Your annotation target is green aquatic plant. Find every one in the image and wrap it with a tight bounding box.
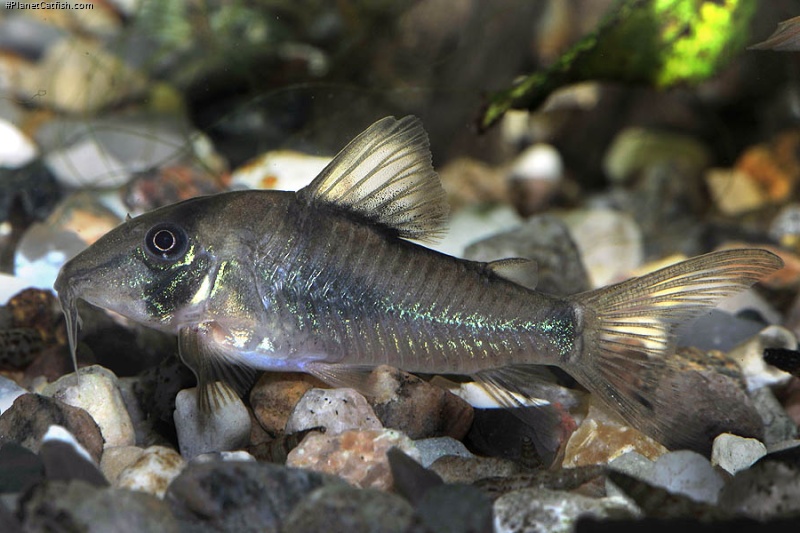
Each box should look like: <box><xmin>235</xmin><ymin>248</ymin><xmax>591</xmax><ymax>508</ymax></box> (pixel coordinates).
<box><xmin>480</xmin><ymin>0</ymin><xmax>757</xmax><ymax>129</ymax></box>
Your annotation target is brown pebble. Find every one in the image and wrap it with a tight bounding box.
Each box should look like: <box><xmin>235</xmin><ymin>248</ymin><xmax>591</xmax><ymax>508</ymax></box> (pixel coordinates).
<box><xmin>367</xmin><ymin>365</ymin><xmax>474</xmax><ymax>440</ymax></box>
<box><xmin>248</xmin><ymin>372</ymin><xmax>325</xmax><ymax>437</ymax></box>
<box><xmin>0</xmin><ymin>393</ymin><xmax>104</xmax><ymax>462</ymax></box>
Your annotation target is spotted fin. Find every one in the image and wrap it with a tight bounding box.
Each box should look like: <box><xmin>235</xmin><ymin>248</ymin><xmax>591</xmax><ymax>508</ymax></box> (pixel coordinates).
<box><xmin>298</xmin><ymin>116</ymin><xmax>448</xmax><ymax>243</ymax></box>
<box><xmin>178</xmin><ymin>323</ymin><xmax>258</xmax><ymax>413</ymax></box>
<box><xmin>567</xmin><ymin>248</ymin><xmax>783</xmax><ymax>450</ymax></box>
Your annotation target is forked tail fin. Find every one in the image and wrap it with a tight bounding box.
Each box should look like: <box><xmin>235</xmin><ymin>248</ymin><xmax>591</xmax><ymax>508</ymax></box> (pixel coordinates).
<box><xmin>566</xmin><ymin>249</ymin><xmax>783</xmax><ymax>452</ymax></box>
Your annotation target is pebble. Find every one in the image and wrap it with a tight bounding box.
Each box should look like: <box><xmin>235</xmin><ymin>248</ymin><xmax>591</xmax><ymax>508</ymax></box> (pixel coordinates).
<box><xmin>173</xmin><ymin>386</ymin><xmax>251</xmax><ymax>459</ymax></box>
<box><xmin>42</xmin><ymin>366</ymin><xmax>135</xmax><ymax>449</ymax></box>
<box><xmin>0</xmin><ymin>441</ymin><xmax>44</xmax><ymax>493</ymax></box>
<box><xmin>676</xmin><ymin>309</ymin><xmax>768</xmax><ymax>352</ymax></box>
<box><xmin>719</xmin><ymin>458</ymin><xmax>800</xmax><ymax>519</ymax></box>
<box><xmin>19</xmin><ymin>480</ymin><xmax>180</xmax><ymax>533</ymax></box>
<box><xmin>286</xmin><ymin>428</ymin><xmax>420</xmax><ymax>490</ymax></box>
<box><xmin>282</xmin><ymin>485</ymin><xmax>415</xmax><ymax>533</ymax></box>
<box><xmin>650</xmin><ymin>450</ymin><xmax>726</xmax><ymax>505</ymax></box>
<box><xmin>735</xmin><ymin>132</ymin><xmax>800</xmax><ymax>204</ymax></box>
<box><xmin>40</xmin><ymin>116</ymin><xmax>197</xmax><ymax>190</ymax></box>
<box><xmin>438</xmin><ymin>157</ymin><xmax>508</xmax><ymax>208</ymax></box>
<box><xmin>19</xmin><ymin>37</ymin><xmax>148</xmax><ymax>114</ymax></box>
<box><xmin>432</xmin><ymin>203</ymin><xmax>522</xmax><ymax>258</ymax></box>
<box><xmin>414</xmin><ymin>483</ymin><xmax>495</xmax><ymax>533</ymax></box>
<box><xmin>555</xmin><ymin>208</ymin><xmax>643</xmax><ymax>287</ymax></box>
<box><xmin>0</xmin><ymin>118</ymin><xmax>37</xmax><ymax>168</ymax></box>
<box><xmin>705</xmin><ymin>168</ymin><xmax>768</xmax><ymax>215</ymax></box>
<box><xmin>494</xmin><ymin>488</ymin><xmax>638</xmax><ymax>533</ymax></box>
<box><xmin>192</xmin><ymin>450</ymin><xmax>256</xmax><ymax>463</ymax></box>
<box><xmin>0</xmin><ymin>393</ymin><xmax>104</xmax><ymax>462</ymax></box>
<box><xmin>116</xmin><ymin>445</ymin><xmax>185</xmax><ymax>498</ymax></box>
<box><xmin>749</xmin><ymin>386</ymin><xmax>799</xmax><ymax>446</ymax></box>
<box><xmin>285</xmin><ymin>387</ymin><xmax>382</xmax><ymax>435</ymax></box>
<box><xmin>230</xmin><ymin>149</ymin><xmax>330</xmax><ymax>191</ymax></box>
<box><xmin>367</xmin><ymin>366</ymin><xmax>473</xmax><ymax>440</ymax></box>
<box><xmin>507</xmin><ymin>143</ymin><xmax>563</xmax><ymax>215</ymax></box>
<box><xmin>726</xmin><ymin>325</ymin><xmax>796</xmax><ymax>390</ymax></box>
<box><xmin>463</xmin><ymin>214</ymin><xmax>591</xmax><ymax>296</ymax></box>
<box><xmin>711</xmin><ymin>433</ymin><xmax>767</xmax><ymax>475</ymax></box>
<box><xmin>166</xmin><ymin>460</ymin><xmax>343</xmax><ymax>532</ymax></box>
<box><xmin>249</xmin><ymin>372</ymin><xmax>321</xmax><ymax>437</ymax></box>
<box><xmin>429</xmin><ymin>455</ymin><xmax>523</xmax><ymax>485</ymax></box>
<box><xmin>603</xmin><ymin>127</ymin><xmax>710</xmax><ymax>185</ymax></box>
<box><xmin>415</xmin><ymin>436</ymin><xmax>475</xmax><ymax>468</ymax></box>
<box><xmin>0</xmin><ymin>375</ymin><xmax>27</xmax><ymax>415</ymax></box>
<box><xmin>100</xmin><ymin>445</ymin><xmax>145</xmax><ymax>485</ymax></box>
<box><xmin>14</xmin><ymin>222</ymin><xmax>91</xmax><ymax>291</ymax></box>
<box><xmin>562</xmin><ymin>403</ymin><xmax>668</xmax><ymax>468</ymax></box>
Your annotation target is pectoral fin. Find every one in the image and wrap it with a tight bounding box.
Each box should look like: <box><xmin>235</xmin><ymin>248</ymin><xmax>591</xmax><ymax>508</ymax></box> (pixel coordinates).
<box><xmin>178</xmin><ymin>323</ymin><xmax>258</xmax><ymax>413</ymax></box>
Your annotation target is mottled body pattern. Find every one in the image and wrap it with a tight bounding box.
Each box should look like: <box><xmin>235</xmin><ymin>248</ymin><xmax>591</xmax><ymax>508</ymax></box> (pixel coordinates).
<box><xmin>55</xmin><ymin>116</ymin><xmax>783</xmax><ymax>458</ymax></box>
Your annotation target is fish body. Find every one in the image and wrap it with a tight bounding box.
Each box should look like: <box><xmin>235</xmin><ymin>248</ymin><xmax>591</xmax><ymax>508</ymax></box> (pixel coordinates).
<box><xmin>55</xmin><ymin>116</ymin><xmax>783</xmax><ymax>457</ymax></box>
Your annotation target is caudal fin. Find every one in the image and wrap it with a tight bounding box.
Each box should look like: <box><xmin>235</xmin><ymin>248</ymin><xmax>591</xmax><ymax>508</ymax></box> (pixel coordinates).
<box><xmin>566</xmin><ymin>248</ymin><xmax>783</xmax><ymax>451</ymax></box>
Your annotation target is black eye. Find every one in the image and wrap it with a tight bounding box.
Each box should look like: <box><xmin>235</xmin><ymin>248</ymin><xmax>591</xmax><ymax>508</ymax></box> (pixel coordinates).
<box><xmin>145</xmin><ymin>223</ymin><xmax>188</xmax><ymax>260</ymax></box>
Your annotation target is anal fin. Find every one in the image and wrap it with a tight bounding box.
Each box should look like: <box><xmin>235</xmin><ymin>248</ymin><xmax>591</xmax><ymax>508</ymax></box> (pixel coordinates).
<box><xmin>473</xmin><ymin>366</ymin><xmax>581</xmax><ymax>467</ymax></box>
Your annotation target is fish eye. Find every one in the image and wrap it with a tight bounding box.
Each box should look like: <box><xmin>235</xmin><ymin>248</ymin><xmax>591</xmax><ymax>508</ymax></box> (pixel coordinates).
<box><xmin>144</xmin><ymin>223</ymin><xmax>188</xmax><ymax>260</ymax></box>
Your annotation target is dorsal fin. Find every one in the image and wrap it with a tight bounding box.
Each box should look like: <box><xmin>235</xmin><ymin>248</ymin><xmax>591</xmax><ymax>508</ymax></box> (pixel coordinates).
<box><xmin>487</xmin><ymin>258</ymin><xmax>539</xmax><ymax>290</ymax></box>
<box><xmin>298</xmin><ymin>116</ymin><xmax>449</xmax><ymax>242</ymax></box>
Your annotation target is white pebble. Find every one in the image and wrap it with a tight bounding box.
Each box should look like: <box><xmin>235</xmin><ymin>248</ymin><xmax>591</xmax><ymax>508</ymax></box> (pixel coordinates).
<box><xmin>711</xmin><ymin>433</ymin><xmax>767</xmax><ymax>475</ymax></box>
<box><xmin>285</xmin><ymin>387</ymin><xmax>382</xmax><ymax>435</ymax></box>
<box><xmin>173</xmin><ymin>386</ymin><xmax>251</xmax><ymax>459</ymax></box>
<box><xmin>0</xmin><ymin>118</ymin><xmax>37</xmax><ymax>168</ymax></box>
<box><xmin>42</xmin><ymin>365</ymin><xmax>135</xmax><ymax>448</ymax></box>
<box><xmin>650</xmin><ymin>450</ymin><xmax>725</xmax><ymax>504</ymax></box>
<box><xmin>116</xmin><ymin>445</ymin><xmax>186</xmax><ymax>498</ymax></box>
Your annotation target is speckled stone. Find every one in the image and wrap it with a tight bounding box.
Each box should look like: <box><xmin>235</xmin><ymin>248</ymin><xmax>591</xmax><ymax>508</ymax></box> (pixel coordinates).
<box><xmin>116</xmin><ymin>445</ymin><xmax>186</xmax><ymax>498</ymax></box>
<box><xmin>249</xmin><ymin>373</ymin><xmax>321</xmax><ymax>437</ymax></box>
<box><xmin>0</xmin><ymin>393</ymin><xmax>104</xmax><ymax>462</ymax></box>
<box><xmin>719</xmin><ymin>459</ymin><xmax>800</xmax><ymax>519</ymax></box>
<box><xmin>166</xmin><ymin>460</ymin><xmax>344</xmax><ymax>532</ymax></box>
<box><xmin>285</xmin><ymin>388</ymin><xmax>382</xmax><ymax>435</ymax></box>
<box><xmin>42</xmin><ymin>366</ymin><xmax>135</xmax><ymax>449</ymax></box>
<box><xmin>286</xmin><ymin>428</ymin><xmax>420</xmax><ymax>490</ymax></box>
<box><xmin>429</xmin><ymin>455</ymin><xmax>523</xmax><ymax>485</ymax></box>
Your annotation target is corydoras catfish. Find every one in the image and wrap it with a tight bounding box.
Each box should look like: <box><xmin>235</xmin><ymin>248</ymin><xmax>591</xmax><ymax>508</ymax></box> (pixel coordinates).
<box><xmin>55</xmin><ymin>116</ymin><xmax>782</xmax><ymax>459</ymax></box>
